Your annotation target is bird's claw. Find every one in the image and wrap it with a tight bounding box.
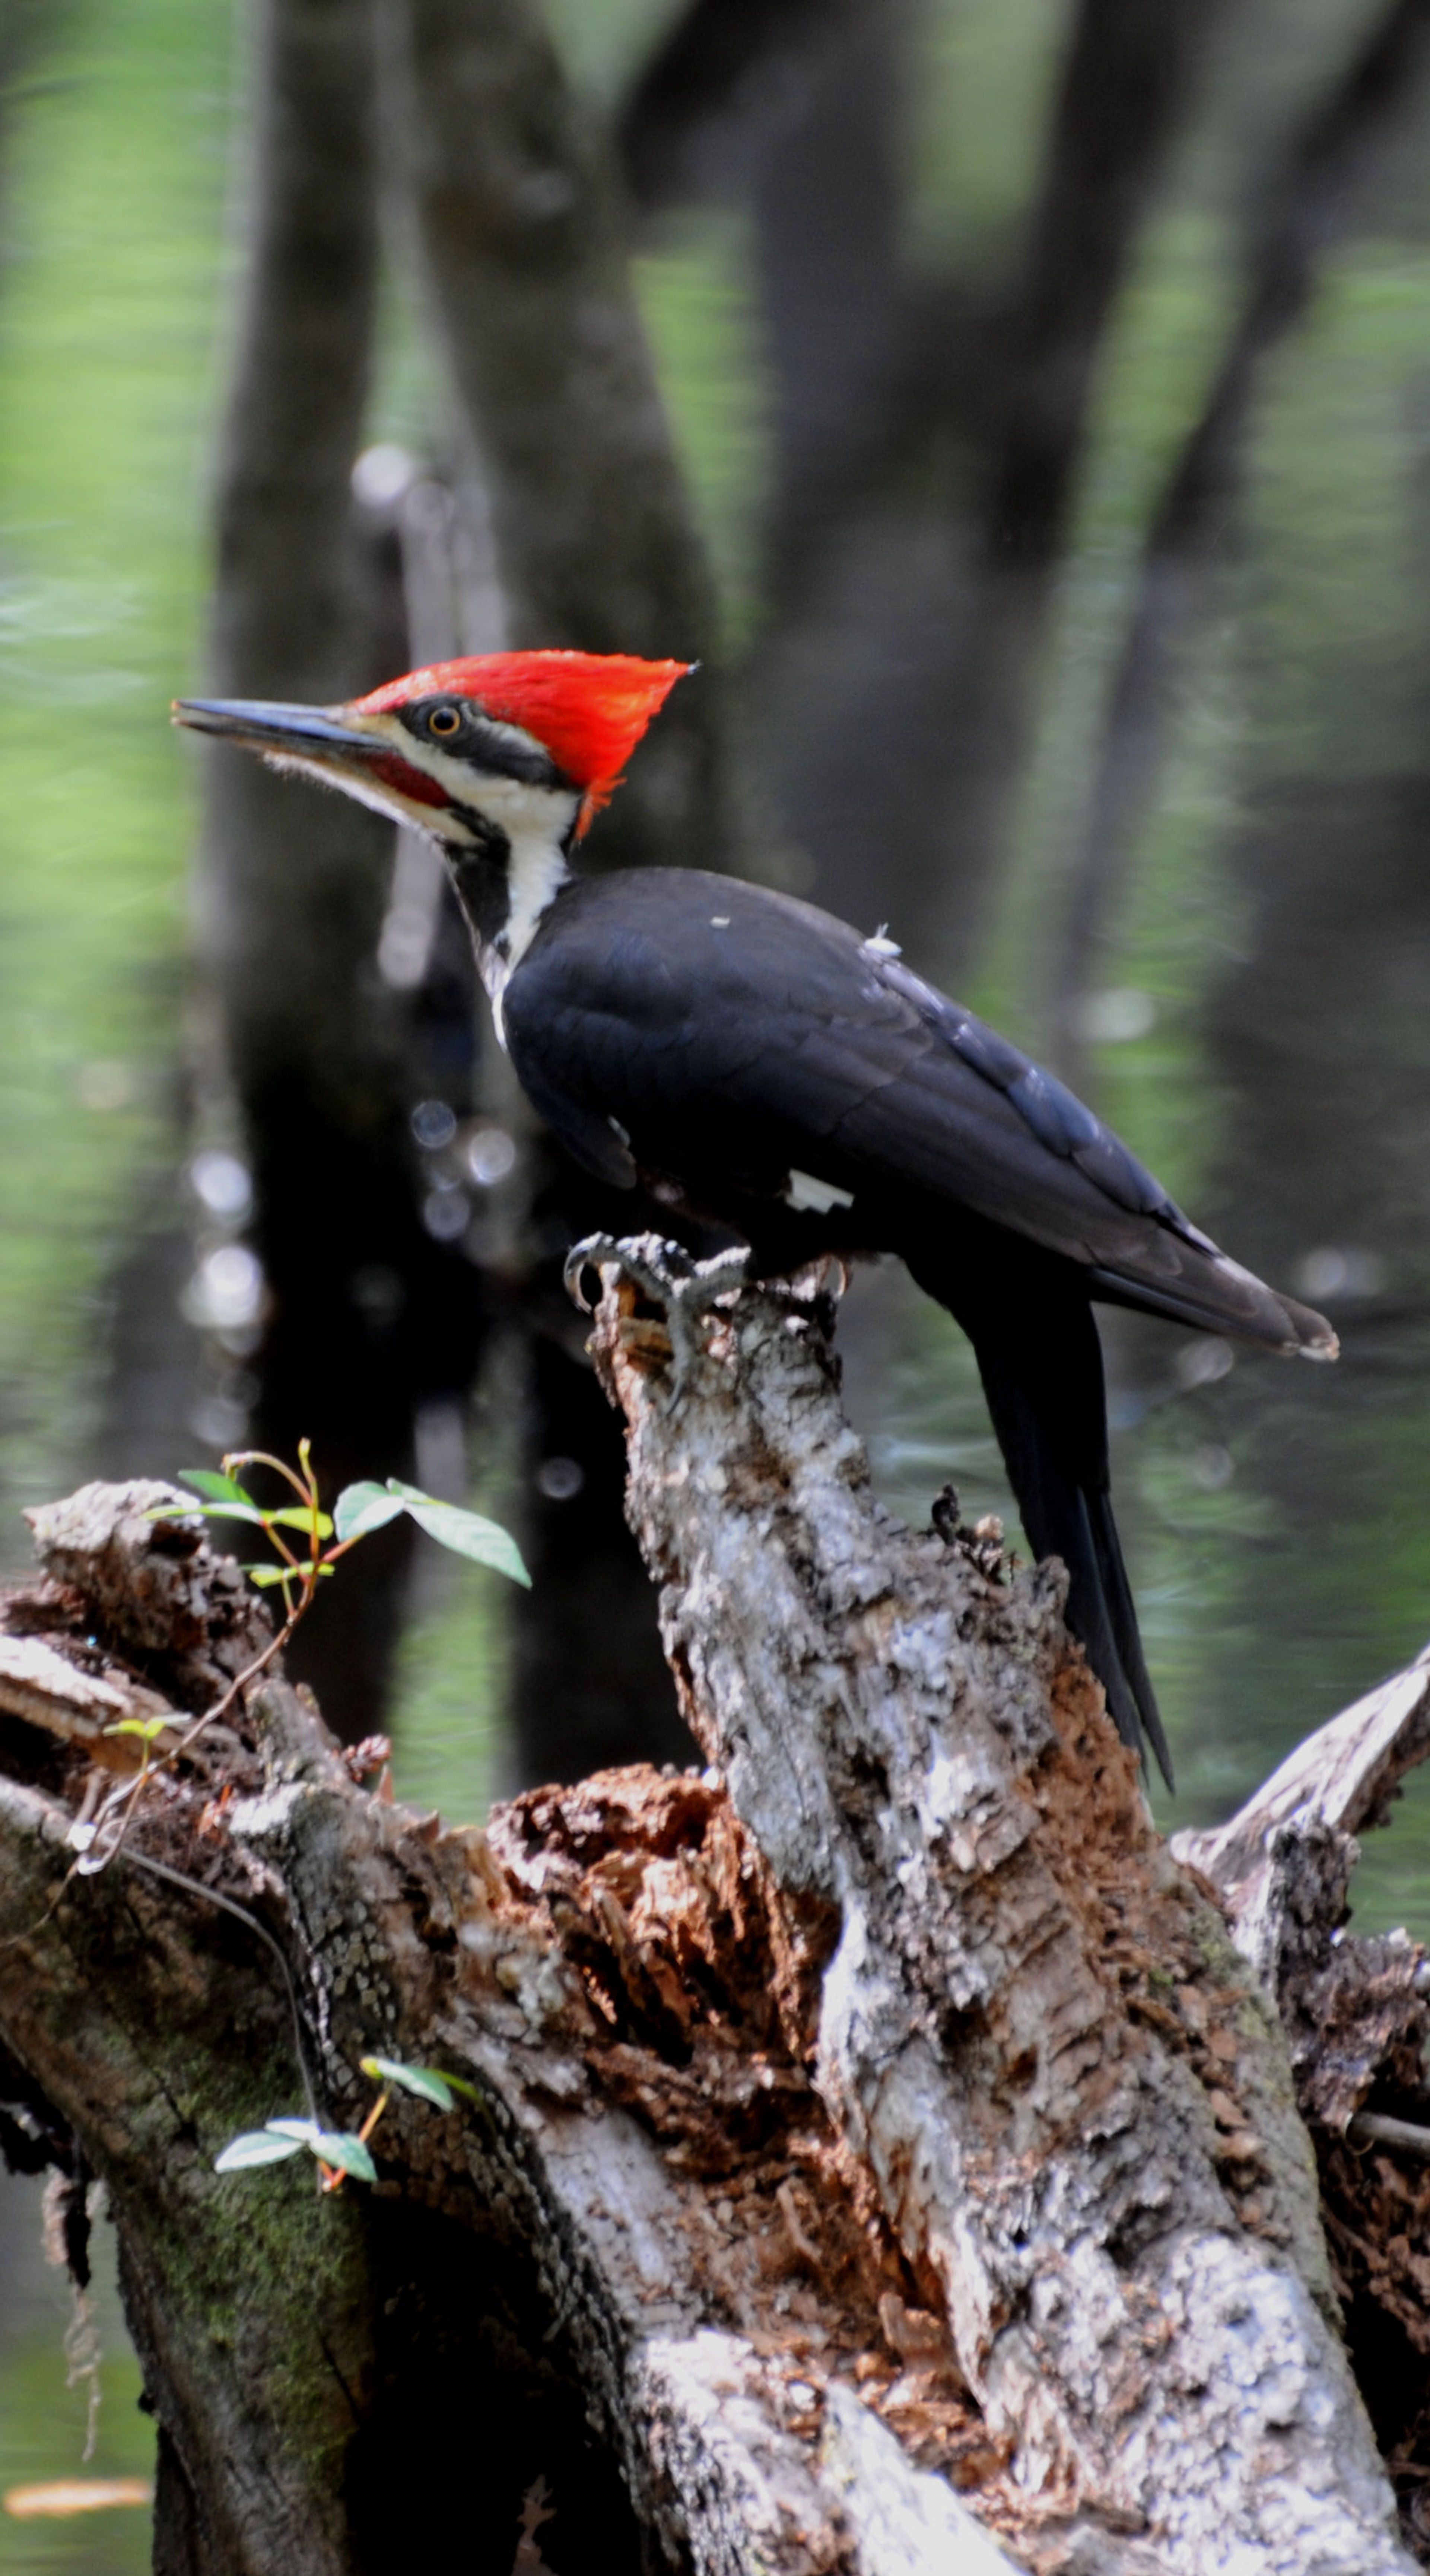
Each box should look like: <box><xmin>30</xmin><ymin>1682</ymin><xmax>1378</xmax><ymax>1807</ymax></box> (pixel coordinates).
<box><xmin>563</xmin><ymin>1232</ymin><xmax>749</xmax><ymax>1406</ymax></box>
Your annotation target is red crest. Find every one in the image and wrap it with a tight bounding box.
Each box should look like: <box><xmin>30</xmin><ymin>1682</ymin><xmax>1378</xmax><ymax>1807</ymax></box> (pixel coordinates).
<box><xmin>353</xmin><ymin>650</ymin><xmax>691</xmax><ymax>836</ymax></box>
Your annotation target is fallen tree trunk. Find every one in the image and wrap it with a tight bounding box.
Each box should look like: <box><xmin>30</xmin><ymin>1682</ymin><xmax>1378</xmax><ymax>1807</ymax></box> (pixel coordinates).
<box><xmin>0</xmin><ymin>1246</ymin><xmax>1425</xmax><ymax>2572</ymax></box>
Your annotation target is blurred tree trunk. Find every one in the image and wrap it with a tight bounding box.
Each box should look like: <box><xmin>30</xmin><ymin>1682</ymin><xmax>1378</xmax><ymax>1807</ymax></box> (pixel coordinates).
<box><xmin>198</xmin><ymin>0</ymin><xmax>730</xmax><ymax>1782</ymax></box>
<box><xmin>383</xmin><ymin>0</ymin><xmax>730</xmax><ymax>1783</ymax></box>
<box><xmin>1048</xmin><ymin>0</ymin><xmax>1430</xmax><ymax>1074</ymax></box>
<box><xmin>391</xmin><ymin>0</ymin><xmax>721</xmax><ymax>870</ymax></box>
<box><xmin>200</xmin><ymin>0</ymin><xmax>482</xmax><ymax>1739</ymax></box>
<box><xmin>742</xmin><ymin>0</ymin><xmax>975</xmax><ymax>952</ymax></box>
<box><xmin>0</xmin><ymin>0</ymin><xmax>67</xmax><ymax>144</ymax></box>
<box><xmin>643</xmin><ymin>0</ymin><xmax>992</xmax><ymax>964</ymax></box>
<box><xmin>937</xmin><ymin>0</ymin><xmax>1221</xmax><ymax>956</ymax></box>
<box><xmin>626</xmin><ymin>0</ymin><xmax>1215</xmax><ymax>990</ymax></box>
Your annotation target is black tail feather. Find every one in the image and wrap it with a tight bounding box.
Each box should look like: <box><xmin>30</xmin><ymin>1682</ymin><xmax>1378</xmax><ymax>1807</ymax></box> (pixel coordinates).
<box><xmin>907</xmin><ymin>1241</ymin><xmax>1173</xmax><ymax>1789</ymax></box>
<box><xmin>1086</xmin><ymin>1484</ymin><xmax>1174</xmax><ymax>1789</ymax></box>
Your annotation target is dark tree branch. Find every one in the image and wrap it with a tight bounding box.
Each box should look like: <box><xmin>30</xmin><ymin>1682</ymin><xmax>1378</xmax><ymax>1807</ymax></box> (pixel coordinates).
<box><xmin>986</xmin><ymin>0</ymin><xmax>1223</xmax><ymax>570</ymax></box>
<box><xmin>915</xmin><ymin>0</ymin><xmax>1222</xmax><ymax>965</ymax></box>
<box><xmin>616</xmin><ymin>0</ymin><xmax>851</xmax><ymax>213</ymax></box>
<box><xmin>736</xmin><ymin>0</ymin><xmax>1216</xmax><ymax>984</ymax></box>
<box><xmin>1049</xmin><ymin>0</ymin><xmax>1430</xmax><ymax>1067</ymax></box>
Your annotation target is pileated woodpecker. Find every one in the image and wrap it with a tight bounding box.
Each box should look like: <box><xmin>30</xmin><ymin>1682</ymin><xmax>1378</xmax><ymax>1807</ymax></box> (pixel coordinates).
<box><xmin>176</xmin><ymin>652</ymin><xmax>1337</xmax><ymax>1784</ymax></box>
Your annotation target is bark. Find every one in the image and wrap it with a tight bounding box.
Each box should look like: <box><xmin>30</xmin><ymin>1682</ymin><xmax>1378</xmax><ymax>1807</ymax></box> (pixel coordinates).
<box><xmin>1048</xmin><ymin>0</ymin><xmax>1430</xmax><ymax>1070</ymax></box>
<box><xmin>3</xmin><ymin>1256</ymin><xmax>1429</xmax><ymax>2569</ymax></box>
<box><xmin>1173</xmin><ymin>1653</ymin><xmax>1430</xmax><ymax>2549</ymax></box>
<box><xmin>571</xmin><ymin>1238</ymin><xmax>1411</xmax><ymax>2571</ymax></box>
<box><xmin>0</xmin><ymin>1484</ymin><xmax>1019</xmax><ymax>2575</ymax></box>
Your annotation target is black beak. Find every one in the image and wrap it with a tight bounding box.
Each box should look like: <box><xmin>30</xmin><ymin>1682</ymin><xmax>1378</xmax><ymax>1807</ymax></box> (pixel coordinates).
<box><xmin>172</xmin><ymin>697</ymin><xmax>379</xmax><ymax>758</ymax></box>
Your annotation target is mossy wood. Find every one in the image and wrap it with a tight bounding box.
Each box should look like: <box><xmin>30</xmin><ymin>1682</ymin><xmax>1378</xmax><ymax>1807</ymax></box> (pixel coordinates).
<box><xmin>0</xmin><ymin>1251</ymin><xmax>1427</xmax><ymax>2569</ymax></box>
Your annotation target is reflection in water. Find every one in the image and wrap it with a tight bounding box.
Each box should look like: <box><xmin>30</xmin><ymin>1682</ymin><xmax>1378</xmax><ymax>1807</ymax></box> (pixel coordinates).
<box><xmin>0</xmin><ymin>2172</ymin><xmax>153</xmax><ymax>2576</ymax></box>
<box><xmin>1197</xmin><ymin>780</ymin><xmax>1430</xmax><ymax>1916</ymax></box>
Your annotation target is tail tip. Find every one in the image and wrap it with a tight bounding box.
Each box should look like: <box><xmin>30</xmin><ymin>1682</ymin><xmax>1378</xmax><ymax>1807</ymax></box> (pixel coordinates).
<box><xmin>1280</xmin><ymin>1293</ymin><xmax>1338</xmax><ymax>1362</ymax></box>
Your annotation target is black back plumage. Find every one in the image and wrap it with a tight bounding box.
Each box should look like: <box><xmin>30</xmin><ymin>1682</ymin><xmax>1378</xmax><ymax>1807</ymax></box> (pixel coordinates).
<box><xmin>504</xmin><ymin>868</ymin><xmax>1334</xmax><ymax>1783</ymax></box>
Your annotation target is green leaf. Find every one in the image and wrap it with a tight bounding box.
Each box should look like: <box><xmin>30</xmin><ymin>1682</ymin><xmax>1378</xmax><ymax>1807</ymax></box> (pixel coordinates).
<box><xmin>333</xmin><ymin>1482</ymin><xmax>406</xmax><ymax>1545</ymax></box>
<box><xmin>214</xmin><ymin>2129</ymin><xmax>305</xmax><ymax>2172</ymax></box>
<box><xmin>104</xmin><ymin>1716</ymin><xmax>169</xmax><ymax>1742</ymax></box>
<box><xmin>385</xmin><ymin>1481</ymin><xmax>530</xmax><ymax>1586</ymax></box>
<box><xmin>308</xmin><ymin>2129</ymin><xmax>378</xmax><ymax>2183</ymax></box>
<box><xmin>264</xmin><ymin>2117</ymin><xmax>378</xmax><ymax>2183</ymax></box>
<box><xmin>359</xmin><ymin>2056</ymin><xmax>455</xmax><ymax>2111</ymax></box>
<box><xmin>266</xmin><ymin>1506</ymin><xmax>334</xmax><ymax>1538</ymax></box>
<box><xmin>180</xmin><ymin>1469</ymin><xmax>257</xmax><ymax>1508</ymax></box>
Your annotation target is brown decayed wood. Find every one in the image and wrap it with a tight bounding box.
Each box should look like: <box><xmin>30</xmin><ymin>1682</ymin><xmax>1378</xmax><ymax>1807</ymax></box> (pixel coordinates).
<box><xmin>579</xmin><ymin>1239</ymin><xmax>1413</xmax><ymax>2573</ymax></box>
<box><xmin>5</xmin><ymin>1245</ymin><xmax>1430</xmax><ymax>2567</ymax></box>
<box><xmin>0</xmin><ymin>1477</ymin><xmax>1020</xmax><ymax>2574</ymax></box>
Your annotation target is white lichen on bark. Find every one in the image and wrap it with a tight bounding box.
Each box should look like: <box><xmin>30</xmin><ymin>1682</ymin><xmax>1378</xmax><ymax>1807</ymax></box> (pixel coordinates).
<box><xmin>585</xmin><ymin>1238</ymin><xmax>1414</xmax><ymax>2576</ymax></box>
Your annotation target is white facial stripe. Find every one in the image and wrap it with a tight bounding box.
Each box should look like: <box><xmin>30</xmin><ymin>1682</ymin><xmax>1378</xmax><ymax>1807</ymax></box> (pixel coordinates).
<box><xmin>475</xmin><ymin>797</ymin><xmax>576</xmax><ymax>1047</ymax></box>
<box><xmin>258</xmin><ymin>748</ymin><xmax>474</xmax><ymax>842</ymax></box>
<box><xmin>265</xmin><ymin>725</ymin><xmax>580</xmax><ymax>868</ymax></box>
<box><xmin>448</xmin><ymin>765</ymin><xmax>581</xmax><ymax>850</ymax></box>
<box><xmin>327</xmin><ymin>716</ymin><xmax>581</xmax><ymax>865</ymax></box>
<box><xmin>266</xmin><ymin>716</ymin><xmax>580</xmax><ymax>1046</ymax></box>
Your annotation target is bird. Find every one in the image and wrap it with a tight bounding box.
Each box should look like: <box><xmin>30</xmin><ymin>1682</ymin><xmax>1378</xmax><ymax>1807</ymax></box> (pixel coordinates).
<box><xmin>174</xmin><ymin>651</ymin><xmax>1337</xmax><ymax>1785</ymax></box>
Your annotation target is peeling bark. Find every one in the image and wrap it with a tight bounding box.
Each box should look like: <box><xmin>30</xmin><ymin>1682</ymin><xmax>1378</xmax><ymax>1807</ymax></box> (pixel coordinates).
<box><xmin>1175</xmin><ymin>1650</ymin><xmax>1430</xmax><ymax>2548</ymax></box>
<box><xmin>0</xmin><ymin>1486</ymin><xmax>1019</xmax><ymax>2574</ymax></box>
<box><xmin>0</xmin><ymin>1252</ymin><xmax>1426</xmax><ymax>2570</ymax></box>
<box><xmin>576</xmin><ymin>1239</ymin><xmax>1412</xmax><ymax>2572</ymax></box>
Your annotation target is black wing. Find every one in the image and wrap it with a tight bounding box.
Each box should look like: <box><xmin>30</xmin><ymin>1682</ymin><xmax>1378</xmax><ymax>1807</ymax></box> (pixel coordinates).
<box><xmin>505</xmin><ymin>869</ymin><xmax>1334</xmax><ymax>1358</ymax></box>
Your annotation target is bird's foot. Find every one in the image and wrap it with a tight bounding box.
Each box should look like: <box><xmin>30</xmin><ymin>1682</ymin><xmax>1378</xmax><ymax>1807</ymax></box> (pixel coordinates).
<box><xmin>564</xmin><ymin>1232</ymin><xmax>749</xmax><ymax>1407</ymax></box>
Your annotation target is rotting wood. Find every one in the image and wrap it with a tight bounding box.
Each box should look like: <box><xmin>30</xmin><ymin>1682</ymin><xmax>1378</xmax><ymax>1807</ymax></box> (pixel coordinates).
<box><xmin>1174</xmin><ymin>1644</ymin><xmax>1430</xmax><ymax>2553</ymax></box>
<box><xmin>2</xmin><ymin>1236</ymin><xmax>1430</xmax><ymax>2568</ymax></box>
<box><xmin>0</xmin><ymin>1484</ymin><xmax>1023</xmax><ymax>2576</ymax></box>
<box><xmin>573</xmin><ymin>1233</ymin><xmax>1416</xmax><ymax>2575</ymax></box>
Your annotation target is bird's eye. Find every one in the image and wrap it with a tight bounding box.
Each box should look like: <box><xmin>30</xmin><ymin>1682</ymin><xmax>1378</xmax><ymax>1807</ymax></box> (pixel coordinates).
<box><xmin>428</xmin><ymin>705</ymin><xmax>462</xmax><ymax>737</ymax></box>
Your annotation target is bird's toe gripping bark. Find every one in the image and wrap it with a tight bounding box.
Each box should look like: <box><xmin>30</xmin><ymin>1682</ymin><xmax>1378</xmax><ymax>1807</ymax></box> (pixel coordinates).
<box><xmin>563</xmin><ymin>1232</ymin><xmax>749</xmax><ymax>1407</ymax></box>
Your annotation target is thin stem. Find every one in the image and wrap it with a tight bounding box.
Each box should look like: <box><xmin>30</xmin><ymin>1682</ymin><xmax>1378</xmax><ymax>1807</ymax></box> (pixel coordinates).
<box><xmin>223</xmin><ymin>1447</ymin><xmax>314</xmax><ymax>1507</ymax></box>
<box><xmin>319</xmin><ymin>2086</ymin><xmax>389</xmax><ymax>2195</ymax></box>
<box><xmin>116</xmin><ymin>1849</ymin><xmax>321</xmax><ymax>2124</ymax></box>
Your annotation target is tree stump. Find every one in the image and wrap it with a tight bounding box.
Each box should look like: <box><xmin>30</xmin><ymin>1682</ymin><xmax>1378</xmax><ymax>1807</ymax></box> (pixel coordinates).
<box><xmin>0</xmin><ymin>1243</ymin><xmax>1423</xmax><ymax>2574</ymax></box>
